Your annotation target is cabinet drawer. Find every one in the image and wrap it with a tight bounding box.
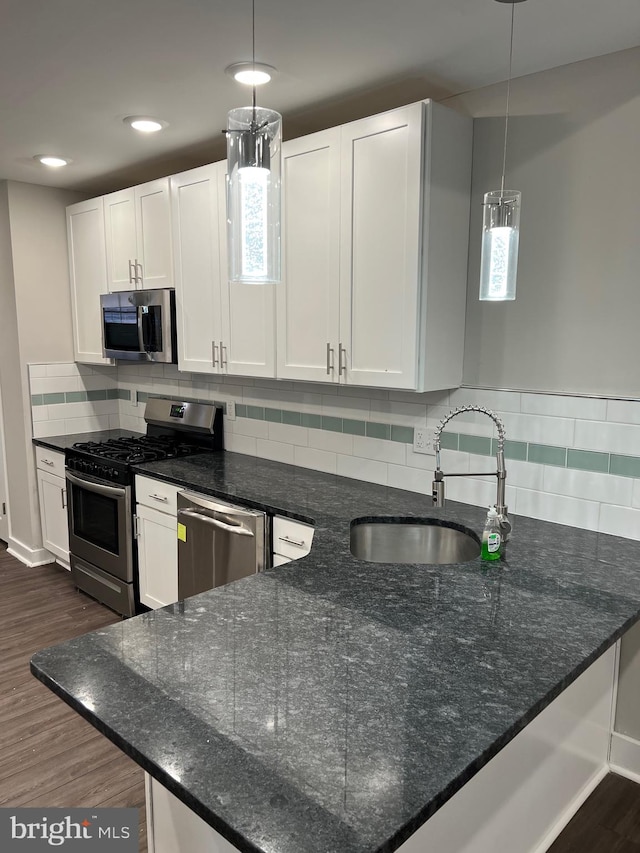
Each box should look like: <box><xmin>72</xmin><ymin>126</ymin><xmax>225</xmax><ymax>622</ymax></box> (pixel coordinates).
<box><xmin>273</xmin><ymin>516</ymin><xmax>314</xmax><ymax>560</ymax></box>
<box><xmin>35</xmin><ymin>447</ymin><xmax>65</xmax><ymax>478</ymax></box>
<box><xmin>135</xmin><ymin>475</ymin><xmax>182</xmax><ymax>514</ymax></box>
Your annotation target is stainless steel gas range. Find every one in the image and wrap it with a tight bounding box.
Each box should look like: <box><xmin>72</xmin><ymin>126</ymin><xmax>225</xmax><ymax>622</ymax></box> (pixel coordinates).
<box><xmin>65</xmin><ymin>398</ymin><xmax>223</xmax><ymax>616</ymax></box>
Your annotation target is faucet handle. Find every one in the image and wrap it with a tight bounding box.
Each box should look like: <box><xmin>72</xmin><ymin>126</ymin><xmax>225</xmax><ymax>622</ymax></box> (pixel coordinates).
<box><xmin>496</xmin><ymin>508</ymin><xmax>512</xmax><ymax>542</ymax></box>
<box><xmin>432</xmin><ymin>478</ymin><xmax>444</xmax><ymax>507</ymax></box>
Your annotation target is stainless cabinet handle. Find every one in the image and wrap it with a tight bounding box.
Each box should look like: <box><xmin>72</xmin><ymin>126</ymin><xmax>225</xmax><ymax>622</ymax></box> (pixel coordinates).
<box><xmin>326</xmin><ymin>343</ymin><xmax>334</xmax><ymax>375</ymax></box>
<box><xmin>178</xmin><ymin>508</ymin><xmax>253</xmax><ymax>536</ymax></box>
<box><xmin>148</xmin><ymin>493</ymin><xmax>168</xmax><ymax>503</ymax></box>
<box><xmin>41</xmin><ymin>459</ymin><xmax>55</xmax><ymax>467</ymax></box>
<box><xmin>133</xmin><ymin>514</ymin><xmax>140</xmax><ymax>538</ymax></box>
<box><xmin>220</xmin><ymin>342</ymin><xmax>228</xmax><ymax>369</ymax></box>
<box><xmin>128</xmin><ymin>260</ymin><xmax>135</xmax><ymax>284</ymax></box>
<box><xmin>135</xmin><ymin>260</ymin><xmax>143</xmax><ymax>287</ymax></box>
<box><xmin>278</xmin><ymin>535</ymin><xmax>307</xmax><ymax>549</ymax></box>
<box><xmin>338</xmin><ymin>343</ymin><xmax>347</xmax><ymax>376</ymax></box>
<box><xmin>212</xmin><ymin>341</ymin><xmax>219</xmax><ymax>368</ymax></box>
<box><xmin>60</xmin><ymin>488</ymin><xmax>67</xmax><ymax>509</ymax></box>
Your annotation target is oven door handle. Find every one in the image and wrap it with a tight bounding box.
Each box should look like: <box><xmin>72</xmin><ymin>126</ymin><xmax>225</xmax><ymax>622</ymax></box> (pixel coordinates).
<box><xmin>178</xmin><ymin>509</ymin><xmax>254</xmax><ymax>537</ymax></box>
<box><xmin>65</xmin><ymin>470</ymin><xmax>127</xmax><ymax>498</ymax></box>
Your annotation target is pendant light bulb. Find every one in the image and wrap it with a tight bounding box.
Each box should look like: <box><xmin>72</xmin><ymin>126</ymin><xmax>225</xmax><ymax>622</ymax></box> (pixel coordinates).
<box><xmin>479</xmin><ymin>0</ymin><xmax>526</xmax><ymax>303</ymax></box>
<box><xmin>226</xmin><ymin>0</ymin><xmax>282</xmax><ymax>284</ymax></box>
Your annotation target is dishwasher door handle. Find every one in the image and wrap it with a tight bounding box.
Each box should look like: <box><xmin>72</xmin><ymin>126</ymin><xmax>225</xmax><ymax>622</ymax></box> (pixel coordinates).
<box><xmin>178</xmin><ymin>509</ymin><xmax>254</xmax><ymax>537</ymax></box>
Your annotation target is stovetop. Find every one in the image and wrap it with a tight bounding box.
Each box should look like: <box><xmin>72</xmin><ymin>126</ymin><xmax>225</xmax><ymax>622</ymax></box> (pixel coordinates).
<box><xmin>71</xmin><ymin>435</ymin><xmax>203</xmax><ymax>465</ymax></box>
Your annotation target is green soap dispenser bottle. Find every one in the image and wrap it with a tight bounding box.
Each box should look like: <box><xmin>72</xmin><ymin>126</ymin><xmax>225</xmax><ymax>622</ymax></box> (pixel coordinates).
<box><xmin>481</xmin><ymin>505</ymin><xmax>502</xmax><ymax>561</ymax></box>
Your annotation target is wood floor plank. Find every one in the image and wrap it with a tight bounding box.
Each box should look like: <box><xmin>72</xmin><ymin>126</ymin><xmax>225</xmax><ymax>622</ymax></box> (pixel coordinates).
<box><xmin>0</xmin><ymin>553</ymin><xmax>146</xmax><ymax>850</ymax></box>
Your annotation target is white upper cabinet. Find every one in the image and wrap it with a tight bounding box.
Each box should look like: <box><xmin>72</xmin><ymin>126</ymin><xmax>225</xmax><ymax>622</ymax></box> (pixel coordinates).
<box><xmin>276</xmin><ymin>100</ymin><xmax>472</xmax><ymax>391</ymax></box>
<box><xmin>66</xmin><ymin>197</ymin><xmax>111</xmax><ymax>364</ymax></box>
<box><xmin>171</xmin><ymin>163</ymin><xmax>224</xmax><ymax>374</ymax></box>
<box><xmin>277</xmin><ymin>128</ymin><xmax>341</xmax><ymax>383</ymax></box>
<box><xmin>171</xmin><ymin>162</ymin><xmax>276</xmax><ymax>378</ymax></box>
<box><xmin>105</xmin><ymin>178</ymin><xmax>173</xmax><ymax>292</ymax></box>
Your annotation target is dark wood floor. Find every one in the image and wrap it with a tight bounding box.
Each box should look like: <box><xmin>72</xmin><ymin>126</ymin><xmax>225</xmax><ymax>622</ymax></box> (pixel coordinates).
<box><xmin>0</xmin><ymin>543</ymin><xmax>146</xmax><ymax>851</ymax></box>
<box><xmin>548</xmin><ymin>772</ymin><xmax>640</xmax><ymax>853</ymax></box>
<box><xmin>3</xmin><ymin>543</ymin><xmax>640</xmax><ymax>853</ymax></box>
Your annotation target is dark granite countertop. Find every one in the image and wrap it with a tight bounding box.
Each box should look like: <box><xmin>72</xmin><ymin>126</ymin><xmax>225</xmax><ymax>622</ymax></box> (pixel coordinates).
<box><xmin>33</xmin><ymin>429</ymin><xmax>144</xmax><ymax>453</ymax></box>
<box><xmin>31</xmin><ymin>451</ymin><xmax>640</xmax><ymax>853</ymax></box>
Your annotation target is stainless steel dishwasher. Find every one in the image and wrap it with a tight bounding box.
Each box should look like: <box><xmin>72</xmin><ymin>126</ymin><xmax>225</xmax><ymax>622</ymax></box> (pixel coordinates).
<box><xmin>176</xmin><ymin>492</ymin><xmax>267</xmax><ymax>599</ymax></box>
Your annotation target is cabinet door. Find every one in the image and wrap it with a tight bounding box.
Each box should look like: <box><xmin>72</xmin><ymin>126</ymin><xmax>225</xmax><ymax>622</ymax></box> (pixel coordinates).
<box><xmin>339</xmin><ymin>103</ymin><xmax>424</xmax><ymax>389</ymax></box>
<box><xmin>137</xmin><ymin>504</ymin><xmax>178</xmax><ymax>610</ymax></box>
<box><xmin>171</xmin><ymin>165</ymin><xmax>223</xmax><ymax>374</ymax></box>
<box><xmin>37</xmin><ymin>470</ymin><xmax>70</xmax><ymax>567</ymax></box>
<box><xmin>104</xmin><ymin>188</ymin><xmax>137</xmax><ymax>292</ymax></box>
<box><xmin>66</xmin><ymin>197</ymin><xmax>112</xmax><ymax>364</ymax></box>
<box><xmin>276</xmin><ymin>129</ymin><xmax>341</xmax><ymax>382</ymax></box>
<box><xmin>135</xmin><ymin>178</ymin><xmax>173</xmax><ymax>290</ymax></box>
<box><xmin>218</xmin><ymin>163</ymin><xmax>277</xmax><ymax>378</ymax></box>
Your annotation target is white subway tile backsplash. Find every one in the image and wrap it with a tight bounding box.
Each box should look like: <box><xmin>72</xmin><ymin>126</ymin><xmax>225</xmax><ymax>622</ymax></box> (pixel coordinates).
<box><xmin>515</xmin><ymin>489</ymin><xmax>600</xmax><ymax>531</ymax></box>
<box><xmin>31</xmin><ymin>406</ymin><xmax>50</xmax><ymax>423</ymax></box>
<box><xmin>503</xmin><ymin>459</ymin><xmax>544</xmax><ymax>492</ymax></box>
<box><xmin>336</xmin><ymin>454</ymin><xmax>387</xmax><ymax>486</ymax></box>
<box><xmin>268</xmin><ymin>422</ymin><xmax>308</xmax><ymax>446</ymax></box>
<box><xmin>45</xmin><ymin>363</ymin><xmax>80</xmax><ymax>377</ymax></box>
<box><xmin>65</xmin><ymin>415</ymin><xmax>111</xmax><ymax>433</ymax></box>
<box><xmin>449</xmin><ymin>387</ymin><xmax>522</xmax><ymax>413</ymax></box>
<box><xmin>28</xmin><ymin>364</ymin><xmax>49</xmax><ymax>378</ymax></box>
<box><xmin>439</xmin><ymin>449</ymin><xmax>470</xmax><ymax>475</ymax></box>
<box><xmin>308</xmin><ymin>429</ymin><xmax>353</xmax><ymax>455</ymax></box>
<box><xmin>632</xmin><ymin>480</ymin><xmax>640</xmax><ymax>510</ymax></box>
<box><xmin>606</xmin><ymin>399</ymin><xmax>640</xmax><ymax>425</ymax></box>
<box><xmin>234</xmin><ymin>419</ymin><xmax>270</xmax><ymax>439</ymax></box>
<box><xmin>599</xmin><ymin>505</ymin><xmax>640</xmax><ymax>541</ymax></box>
<box><xmin>32</xmin><ymin>419</ymin><xmax>66</xmax><ymax>438</ymax></box>
<box><xmin>352</xmin><ymin>435</ymin><xmax>405</xmax><ymax>465</ymax></box>
<box><xmin>225</xmin><ymin>433</ymin><xmax>257</xmax><ymax>456</ymax></box>
<box><xmin>543</xmin><ymin>466</ymin><xmax>632</xmax><ymax>507</ymax></box>
<box><xmin>521</xmin><ymin>393</ymin><xmax>607</xmax><ymax>421</ymax></box>
<box><xmin>256</xmin><ymin>439</ymin><xmax>295</xmax><ymax>465</ymax></box>
<box><xmin>574</xmin><ymin>420</ymin><xmax>640</xmax><ymax>455</ymax></box>
<box><xmin>81</xmin><ymin>374</ymin><xmax>117</xmax><ymax>391</ymax></box>
<box><xmin>31</xmin><ymin>376</ymin><xmax>81</xmax><ymax>394</ymax></box>
<box><xmin>322</xmin><ymin>394</ymin><xmax>370</xmax><ymax>420</ymax></box>
<box><xmin>387</xmin><ymin>464</ymin><xmax>431</xmax><ymax>495</ymax></box>
<box><xmin>369</xmin><ymin>400</ymin><xmax>427</xmax><ymax>427</ymax></box>
<box><xmin>406</xmin><ymin>447</ymin><xmax>436</xmax><ymax>469</ymax></box>
<box><xmin>294</xmin><ymin>446</ymin><xmax>337</xmax><ymax>475</ymax></box>
<box><xmin>501</xmin><ymin>412</ymin><xmax>575</xmax><ymax>446</ymax></box>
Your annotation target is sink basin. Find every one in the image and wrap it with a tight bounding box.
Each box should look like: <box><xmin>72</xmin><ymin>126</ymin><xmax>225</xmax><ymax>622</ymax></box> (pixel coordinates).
<box><xmin>350</xmin><ymin>518</ymin><xmax>481</xmax><ymax>565</ymax></box>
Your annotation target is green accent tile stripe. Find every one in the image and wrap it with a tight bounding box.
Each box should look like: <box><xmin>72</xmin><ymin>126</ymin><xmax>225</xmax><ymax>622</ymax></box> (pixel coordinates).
<box><xmin>567</xmin><ymin>449</ymin><xmax>609</xmax><ymax>473</ymax></box>
<box><xmin>610</xmin><ymin>455</ymin><xmax>640</xmax><ymax>479</ymax></box>
<box><xmin>42</xmin><ymin>392</ymin><xmax>65</xmax><ymax>405</ymax></box>
<box><xmin>119</xmin><ymin>388</ymin><xmax>131</xmax><ymax>400</ymax></box>
<box><xmin>265</xmin><ymin>407</ymin><xmax>282</xmax><ymax>423</ymax></box>
<box><xmin>343</xmin><ymin>418</ymin><xmax>366</xmax><ymax>436</ymax></box>
<box><xmin>65</xmin><ymin>391</ymin><xmax>88</xmax><ymax>403</ymax></box>
<box><xmin>492</xmin><ymin>438</ymin><xmax>528</xmax><ymax>461</ymax></box>
<box><xmin>282</xmin><ymin>410</ymin><xmax>301</xmax><ymax>426</ymax></box>
<box><xmin>366</xmin><ymin>422</ymin><xmax>390</xmax><ymax>440</ymax></box>
<box><xmin>247</xmin><ymin>405</ymin><xmax>264</xmax><ymax>420</ymax></box>
<box><xmin>236</xmin><ymin>403</ymin><xmax>247</xmax><ymax>418</ymax></box>
<box><xmin>528</xmin><ymin>444</ymin><xmax>567</xmax><ymax>467</ymax></box>
<box><xmin>440</xmin><ymin>432</ymin><xmax>459</xmax><ymax>451</ymax></box>
<box><xmin>459</xmin><ymin>434</ymin><xmax>492</xmax><ymax>456</ymax></box>
<box><xmin>137</xmin><ymin>391</ymin><xmax>149</xmax><ymax>403</ymax></box>
<box><xmin>87</xmin><ymin>389</ymin><xmax>107</xmax><ymax>401</ymax></box>
<box><xmin>301</xmin><ymin>413</ymin><xmax>322</xmax><ymax>429</ymax></box>
<box><xmin>322</xmin><ymin>416</ymin><xmax>343</xmax><ymax>433</ymax></box>
<box><xmin>31</xmin><ymin>394</ymin><xmax>43</xmax><ymax>406</ymax></box>
<box><xmin>391</xmin><ymin>425</ymin><xmax>414</xmax><ymax>444</ymax></box>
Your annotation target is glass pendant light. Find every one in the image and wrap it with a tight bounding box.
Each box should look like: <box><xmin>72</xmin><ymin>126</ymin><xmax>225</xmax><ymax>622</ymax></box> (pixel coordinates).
<box><xmin>479</xmin><ymin>0</ymin><xmax>527</xmax><ymax>302</ymax></box>
<box><xmin>226</xmin><ymin>1</ymin><xmax>282</xmax><ymax>284</ymax></box>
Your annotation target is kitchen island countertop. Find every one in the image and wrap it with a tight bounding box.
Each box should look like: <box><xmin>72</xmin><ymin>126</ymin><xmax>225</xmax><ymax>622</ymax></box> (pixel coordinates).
<box><xmin>31</xmin><ymin>450</ymin><xmax>640</xmax><ymax>853</ymax></box>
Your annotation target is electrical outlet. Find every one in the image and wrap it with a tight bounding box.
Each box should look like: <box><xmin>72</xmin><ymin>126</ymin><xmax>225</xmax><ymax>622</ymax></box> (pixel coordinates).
<box><xmin>413</xmin><ymin>428</ymin><xmax>433</xmax><ymax>455</ymax></box>
<box><xmin>227</xmin><ymin>401</ymin><xmax>236</xmax><ymax>421</ymax></box>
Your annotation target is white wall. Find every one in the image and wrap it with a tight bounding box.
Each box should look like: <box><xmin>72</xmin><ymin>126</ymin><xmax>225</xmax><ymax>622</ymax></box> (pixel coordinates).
<box><xmin>448</xmin><ymin>46</ymin><xmax>640</xmax><ymax>396</ymax></box>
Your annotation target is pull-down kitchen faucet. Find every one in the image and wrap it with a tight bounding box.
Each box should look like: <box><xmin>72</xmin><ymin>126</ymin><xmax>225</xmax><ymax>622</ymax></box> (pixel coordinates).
<box><xmin>432</xmin><ymin>406</ymin><xmax>511</xmax><ymax>541</ymax></box>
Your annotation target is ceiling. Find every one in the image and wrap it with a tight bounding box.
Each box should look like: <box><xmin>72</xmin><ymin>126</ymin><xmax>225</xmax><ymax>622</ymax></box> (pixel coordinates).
<box><xmin>1</xmin><ymin>0</ymin><xmax>639</xmax><ymax>194</ymax></box>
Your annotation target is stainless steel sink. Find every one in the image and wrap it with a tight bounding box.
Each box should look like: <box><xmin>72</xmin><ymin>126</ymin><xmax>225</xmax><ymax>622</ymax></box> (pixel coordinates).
<box><xmin>350</xmin><ymin>518</ymin><xmax>481</xmax><ymax>565</ymax></box>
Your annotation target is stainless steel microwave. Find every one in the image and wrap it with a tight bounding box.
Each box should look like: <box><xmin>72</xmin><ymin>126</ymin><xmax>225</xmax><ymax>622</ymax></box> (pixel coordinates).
<box><xmin>100</xmin><ymin>288</ymin><xmax>177</xmax><ymax>362</ymax></box>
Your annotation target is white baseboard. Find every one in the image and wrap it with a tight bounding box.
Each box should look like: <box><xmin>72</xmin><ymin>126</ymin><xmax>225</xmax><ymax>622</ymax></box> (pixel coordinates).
<box><xmin>609</xmin><ymin>731</ymin><xmax>640</xmax><ymax>783</ymax></box>
<box><xmin>7</xmin><ymin>536</ymin><xmax>55</xmax><ymax>567</ymax></box>
<box><xmin>531</xmin><ymin>764</ymin><xmax>609</xmax><ymax>853</ymax></box>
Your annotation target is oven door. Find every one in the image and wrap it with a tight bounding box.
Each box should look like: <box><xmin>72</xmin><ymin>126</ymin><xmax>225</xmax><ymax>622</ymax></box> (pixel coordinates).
<box><xmin>66</xmin><ymin>470</ymin><xmax>133</xmax><ymax>582</ymax></box>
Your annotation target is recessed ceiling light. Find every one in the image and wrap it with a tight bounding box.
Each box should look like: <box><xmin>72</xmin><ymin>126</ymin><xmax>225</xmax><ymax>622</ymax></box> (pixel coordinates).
<box><xmin>124</xmin><ymin>116</ymin><xmax>168</xmax><ymax>133</ymax></box>
<box><xmin>225</xmin><ymin>62</ymin><xmax>277</xmax><ymax>86</ymax></box>
<box><xmin>34</xmin><ymin>155</ymin><xmax>70</xmax><ymax>168</ymax></box>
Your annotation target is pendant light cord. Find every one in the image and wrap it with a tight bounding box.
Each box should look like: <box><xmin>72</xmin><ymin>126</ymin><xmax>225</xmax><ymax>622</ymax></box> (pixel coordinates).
<box><xmin>500</xmin><ymin>2</ymin><xmax>516</xmax><ymax>198</ymax></box>
<box><xmin>251</xmin><ymin>0</ymin><xmax>257</xmax><ymax>114</ymax></box>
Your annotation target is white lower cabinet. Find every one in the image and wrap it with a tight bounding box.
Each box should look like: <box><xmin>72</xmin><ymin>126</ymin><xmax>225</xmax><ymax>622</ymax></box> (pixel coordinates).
<box><xmin>135</xmin><ymin>476</ymin><xmax>182</xmax><ymax>609</ymax></box>
<box><xmin>36</xmin><ymin>468</ymin><xmax>69</xmax><ymax>569</ymax></box>
<box><xmin>272</xmin><ymin>516</ymin><xmax>314</xmax><ymax>566</ymax></box>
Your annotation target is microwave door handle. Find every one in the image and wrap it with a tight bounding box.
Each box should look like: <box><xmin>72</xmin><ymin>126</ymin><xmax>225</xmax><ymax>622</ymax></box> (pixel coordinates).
<box><xmin>65</xmin><ymin>471</ymin><xmax>127</xmax><ymax>498</ymax></box>
<box><xmin>136</xmin><ymin>305</ymin><xmax>146</xmax><ymax>353</ymax></box>
<box><xmin>178</xmin><ymin>509</ymin><xmax>254</xmax><ymax>537</ymax></box>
